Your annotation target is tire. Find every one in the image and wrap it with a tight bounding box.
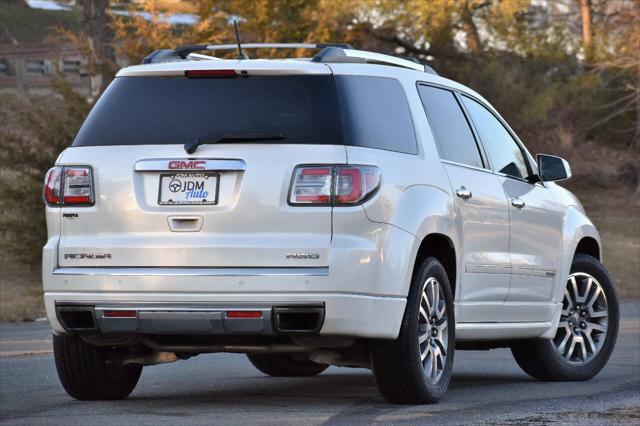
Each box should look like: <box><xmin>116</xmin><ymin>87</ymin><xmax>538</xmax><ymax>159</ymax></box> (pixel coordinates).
<box><xmin>53</xmin><ymin>334</ymin><xmax>142</xmax><ymax>400</ymax></box>
<box><xmin>247</xmin><ymin>353</ymin><xmax>329</xmax><ymax>377</ymax></box>
<box><xmin>371</xmin><ymin>257</ymin><xmax>455</xmax><ymax>404</ymax></box>
<box><xmin>511</xmin><ymin>254</ymin><xmax>619</xmax><ymax>381</ymax></box>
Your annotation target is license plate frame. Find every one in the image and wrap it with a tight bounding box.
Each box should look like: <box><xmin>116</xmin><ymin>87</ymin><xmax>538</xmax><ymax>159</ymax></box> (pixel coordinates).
<box><xmin>158</xmin><ymin>172</ymin><xmax>219</xmax><ymax>206</ymax></box>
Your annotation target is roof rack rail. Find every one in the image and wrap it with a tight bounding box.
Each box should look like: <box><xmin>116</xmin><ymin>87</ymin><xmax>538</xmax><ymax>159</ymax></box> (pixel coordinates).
<box><xmin>173</xmin><ymin>43</ymin><xmax>353</xmax><ymax>60</ymax></box>
<box><xmin>141</xmin><ymin>43</ymin><xmax>438</xmax><ymax>75</ymax></box>
<box><xmin>142</xmin><ymin>49</ymin><xmax>181</xmax><ymax>64</ymax></box>
<box><xmin>311</xmin><ymin>47</ymin><xmax>437</xmax><ymax>75</ymax></box>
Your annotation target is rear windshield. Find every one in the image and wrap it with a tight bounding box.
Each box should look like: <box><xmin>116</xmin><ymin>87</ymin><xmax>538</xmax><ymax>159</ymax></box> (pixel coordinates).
<box><xmin>73</xmin><ymin>74</ymin><xmax>417</xmax><ymax>154</ymax></box>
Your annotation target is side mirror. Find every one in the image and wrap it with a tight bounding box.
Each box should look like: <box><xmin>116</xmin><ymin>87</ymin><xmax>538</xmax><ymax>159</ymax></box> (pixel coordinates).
<box><xmin>537</xmin><ymin>154</ymin><xmax>571</xmax><ymax>182</ymax></box>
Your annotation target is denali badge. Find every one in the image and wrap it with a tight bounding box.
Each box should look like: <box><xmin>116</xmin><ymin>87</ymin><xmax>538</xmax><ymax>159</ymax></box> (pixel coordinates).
<box><xmin>286</xmin><ymin>253</ymin><xmax>320</xmax><ymax>260</ymax></box>
<box><xmin>168</xmin><ymin>160</ymin><xmax>206</xmax><ymax>170</ymax></box>
<box><xmin>64</xmin><ymin>253</ymin><xmax>112</xmax><ymax>259</ymax></box>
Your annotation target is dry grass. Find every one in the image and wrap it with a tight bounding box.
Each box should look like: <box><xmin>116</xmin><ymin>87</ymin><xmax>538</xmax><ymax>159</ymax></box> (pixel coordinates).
<box><xmin>0</xmin><ymin>263</ymin><xmax>44</xmax><ymax>322</ymax></box>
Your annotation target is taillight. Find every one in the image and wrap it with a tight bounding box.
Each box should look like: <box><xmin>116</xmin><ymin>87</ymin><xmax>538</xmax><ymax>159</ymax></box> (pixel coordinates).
<box><xmin>43</xmin><ymin>166</ymin><xmax>94</xmax><ymax>207</ymax></box>
<box><xmin>43</xmin><ymin>166</ymin><xmax>63</xmax><ymax>205</ymax></box>
<box><xmin>289</xmin><ymin>166</ymin><xmax>333</xmax><ymax>205</ymax></box>
<box><xmin>335</xmin><ymin>166</ymin><xmax>380</xmax><ymax>205</ymax></box>
<box><xmin>62</xmin><ymin>167</ymin><xmax>94</xmax><ymax>205</ymax></box>
<box><xmin>289</xmin><ymin>165</ymin><xmax>380</xmax><ymax>206</ymax></box>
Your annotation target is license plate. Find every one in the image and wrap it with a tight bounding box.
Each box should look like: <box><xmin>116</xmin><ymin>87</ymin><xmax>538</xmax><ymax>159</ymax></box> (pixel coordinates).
<box><xmin>158</xmin><ymin>173</ymin><xmax>218</xmax><ymax>205</ymax></box>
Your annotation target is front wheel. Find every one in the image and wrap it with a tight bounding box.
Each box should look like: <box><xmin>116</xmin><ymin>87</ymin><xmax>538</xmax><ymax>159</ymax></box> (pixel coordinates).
<box><xmin>511</xmin><ymin>254</ymin><xmax>619</xmax><ymax>381</ymax></box>
<box><xmin>371</xmin><ymin>257</ymin><xmax>455</xmax><ymax>404</ymax></box>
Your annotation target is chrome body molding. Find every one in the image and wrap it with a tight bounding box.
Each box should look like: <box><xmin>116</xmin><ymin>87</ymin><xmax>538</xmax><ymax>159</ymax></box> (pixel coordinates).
<box><xmin>53</xmin><ymin>267</ymin><xmax>329</xmax><ymax>277</ymax></box>
<box><xmin>134</xmin><ymin>158</ymin><xmax>247</xmax><ymax>172</ymax></box>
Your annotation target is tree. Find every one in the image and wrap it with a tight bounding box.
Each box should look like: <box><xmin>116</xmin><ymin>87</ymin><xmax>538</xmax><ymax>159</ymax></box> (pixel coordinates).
<box><xmin>583</xmin><ymin>0</ymin><xmax>640</xmax><ymax>203</ymax></box>
<box><xmin>82</xmin><ymin>0</ymin><xmax>117</xmax><ymax>99</ymax></box>
<box><xmin>579</xmin><ymin>0</ymin><xmax>593</xmax><ymax>59</ymax></box>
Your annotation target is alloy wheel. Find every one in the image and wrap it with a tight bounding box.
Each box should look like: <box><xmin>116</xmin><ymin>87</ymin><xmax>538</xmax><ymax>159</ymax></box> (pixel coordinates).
<box><xmin>553</xmin><ymin>272</ymin><xmax>609</xmax><ymax>364</ymax></box>
<box><xmin>418</xmin><ymin>277</ymin><xmax>449</xmax><ymax>383</ymax></box>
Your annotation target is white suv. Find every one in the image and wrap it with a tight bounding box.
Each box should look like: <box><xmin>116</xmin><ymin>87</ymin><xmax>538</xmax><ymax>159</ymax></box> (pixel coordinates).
<box><xmin>42</xmin><ymin>44</ymin><xmax>619</xmax><ymax>404</ymax></box>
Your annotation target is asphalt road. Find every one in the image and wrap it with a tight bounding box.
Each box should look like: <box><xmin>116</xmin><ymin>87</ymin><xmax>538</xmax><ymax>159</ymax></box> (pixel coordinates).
<box><xmin>1</xmin><ymin>302</ymin><xmax>638</xmax><ymax>425</ymax></box>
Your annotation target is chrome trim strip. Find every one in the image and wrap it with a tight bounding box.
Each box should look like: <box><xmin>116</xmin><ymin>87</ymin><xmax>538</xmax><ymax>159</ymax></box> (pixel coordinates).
<box><xmin>440</xmin><ymin>159</ymin><xmax>492</xmax><ymax>174</ymax></box>
<box><xmin>134</xmin><ymin>159</ymin><xmax>247</xmax><ymax>172</ymax></box>
<box><xmin>53</xmin><ymin>267</ymin><xmax>329</xmax><ymax>277</ymax></box>
<box><xmin>511</xmin><ymin>267</ymin><xmax>556</xmax><ymax>278</ymax></box>
<box><xmin>465</xmin><ymin>264</ymin><xmax>511</xmax><ymax>274</ymax></box>
<box><xmin>93</xmin><ymin>305</ymin><xmax>275</xmax><ymax>311</ymax></box>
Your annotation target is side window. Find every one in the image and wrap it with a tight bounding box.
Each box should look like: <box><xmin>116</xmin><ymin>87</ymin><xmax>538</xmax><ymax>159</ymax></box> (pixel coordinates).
<box><xmin>461</xmin><ymin>96</ymin><xmax>530</xmax><ymax>180</ymax></box>
<box><xmin>335</xmin><ymin>76</ymin><xmax>417</xmax><ymax>154</ymax></box>
<box><xmin>417</xmin><ymin>85</ymin><xmax>483</xmax><ymax>168</ymax></box>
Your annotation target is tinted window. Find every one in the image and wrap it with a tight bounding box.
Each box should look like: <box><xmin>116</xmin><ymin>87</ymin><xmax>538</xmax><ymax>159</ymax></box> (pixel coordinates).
<box><xmin>73</xmin><ymin>75</ymin><xmax>343</xmax><ymax>147</ymax></box>
<box><xmin>73</xmin><ymin>75</ymin><xmax>417</xmax><ymax>154</ymax></box>
<box><xmin>335</xmin><ymin>76</ymin><xmax>417</xmax><ymax>154</ymax></box>
<box><xmin>461</xmin><ymin>96</ymin><xmax>530</xmax><ymax>180</ymax></box>
<box><xmin>417</xmin><ymin>85</ymin><xmax>483</xmax><ymax>168</ymax></box>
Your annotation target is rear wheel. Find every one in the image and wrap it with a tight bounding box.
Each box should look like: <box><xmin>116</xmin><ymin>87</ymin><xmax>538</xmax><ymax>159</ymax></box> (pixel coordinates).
<box><xmin>511</xmin><ymin>254</ymin><xmax>619</xmax><ymax>381</ymax></box>
<box><xmin>371</xmin><ymin>257</ymin><xmax>455</xmax><ymax>404</ymax></box>
<box><xmin>247</xmin><ymin>353</ymin><xmax>328</xmax><ymax>377</ymax></box>
<box><xmin>53</xmin><ymin>334</ymin><xmax>142</xmax><ymax>400</ymax></box>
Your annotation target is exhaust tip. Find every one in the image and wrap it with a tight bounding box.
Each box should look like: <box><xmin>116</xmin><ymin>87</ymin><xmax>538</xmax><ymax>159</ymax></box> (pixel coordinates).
<box><xmin>272</xmin><ymin>306</ymin><xmax>324</xmax><ymax>335</ymax></box>
<box><xmin>56</xmin><ymin>306</ymin><xmax>97</xmax><ymax>332</ymax></box>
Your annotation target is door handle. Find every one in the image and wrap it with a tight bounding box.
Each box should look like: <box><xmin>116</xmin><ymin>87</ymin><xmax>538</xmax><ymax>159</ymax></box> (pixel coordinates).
<box><xmin>168</xmin><ymin>216</ymin><xmax>203</xmax><ymax>232</ymax></box>
<box><xmin>455</xmin><ymin>187</ymin><xmax>472</xmax><ymax>200</ymax></box>
<box><xmin>511</xmin><ymin>198</ymin><xmax>525</xmax><ymax>209</ymax></box>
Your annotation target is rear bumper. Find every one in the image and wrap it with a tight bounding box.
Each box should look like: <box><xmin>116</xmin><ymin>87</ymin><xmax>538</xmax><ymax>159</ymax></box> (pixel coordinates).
<box><xmin>45</xmin><ymin>291</ymin><xmax>405</xmax><ymax>339</ymax></box>
<box><xmin>42</xmin><ymin>215</ymin><xmax>416</xmax><ymax>340</ymax></box>
<box><xmin>55</xmin><ymin>303</ymin><xmax>325</xmax><ymax>336</ymax></box>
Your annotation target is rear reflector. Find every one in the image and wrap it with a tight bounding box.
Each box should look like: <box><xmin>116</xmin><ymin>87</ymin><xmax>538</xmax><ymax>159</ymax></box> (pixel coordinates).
<box><xmin>226</xmin><ymin>311</ymin><xmax>263</xmax><ymax>318</ymax></box>
<box><xmin>104</xmin><ymin>310</ymin><xmax>137</xmax><ymax>318</ymax></box>
<box><xmin>185</xmin><ymin>69</ymin><xmax>237</xmax><ymax>78</ymax></box>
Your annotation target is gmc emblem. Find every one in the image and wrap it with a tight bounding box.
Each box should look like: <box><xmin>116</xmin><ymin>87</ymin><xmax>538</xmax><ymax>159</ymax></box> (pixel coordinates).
<box><xmin>168</xmin><ymin>160</ymin><xmax>206</xmax><ymax>170</ymax></box>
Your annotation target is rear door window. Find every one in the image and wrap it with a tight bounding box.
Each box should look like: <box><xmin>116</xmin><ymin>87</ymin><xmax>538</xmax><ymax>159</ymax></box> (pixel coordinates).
<box><xmin>417</xmin><ymin>85</ymin><xmax>484</xmax><ymax>168</ymax></box>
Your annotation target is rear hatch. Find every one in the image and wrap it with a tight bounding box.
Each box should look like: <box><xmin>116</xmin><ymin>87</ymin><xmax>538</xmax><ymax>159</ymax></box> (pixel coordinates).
<box><xmin>57</xmin><ymin>62</ymin><xmax>344</xmax><ymax>268</ymax></box>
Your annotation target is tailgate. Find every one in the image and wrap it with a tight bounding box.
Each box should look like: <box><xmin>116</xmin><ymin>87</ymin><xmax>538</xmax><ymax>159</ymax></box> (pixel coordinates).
<box><xmin>57</xmin><ymin>144</ymin><xmax>345</xmax><ymax>268</ymax></box>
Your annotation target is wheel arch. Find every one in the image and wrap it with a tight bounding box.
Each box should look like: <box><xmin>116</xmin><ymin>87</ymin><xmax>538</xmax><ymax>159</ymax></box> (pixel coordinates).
<box><xmin>413</xmin><ymin>233</ymin><xmax>457</xmax><ymax>298</ymax></box>
<box><xmin>556</xmin><ymin>206</ymin><xmax>603</xmax><ymax>303</ymax></box>
<box><xmin>574</xmin><ymin>236</ymin><xmax>601</xmax><ymax>261</ymax></box>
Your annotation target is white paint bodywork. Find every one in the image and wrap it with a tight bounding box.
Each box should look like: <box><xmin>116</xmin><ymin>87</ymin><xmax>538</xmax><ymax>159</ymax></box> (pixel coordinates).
<box><xmin>43</xmin><ymin>57</ymin><xmax>602</xmax><ymax>342</ymax></box>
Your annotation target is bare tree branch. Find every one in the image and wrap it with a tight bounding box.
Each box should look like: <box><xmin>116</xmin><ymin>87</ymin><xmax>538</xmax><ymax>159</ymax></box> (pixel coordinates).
<box><xmin>364</xmin><ymin>28</ymin><xmax>471</xmax><ymax>62</ymax></box>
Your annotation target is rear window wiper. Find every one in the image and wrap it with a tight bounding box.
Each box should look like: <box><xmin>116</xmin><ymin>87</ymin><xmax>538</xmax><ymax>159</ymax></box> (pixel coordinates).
<box><xmin>184</xmin><ymin>132</ymin><xmax>287</xmax><ymax>154</ymax></box>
